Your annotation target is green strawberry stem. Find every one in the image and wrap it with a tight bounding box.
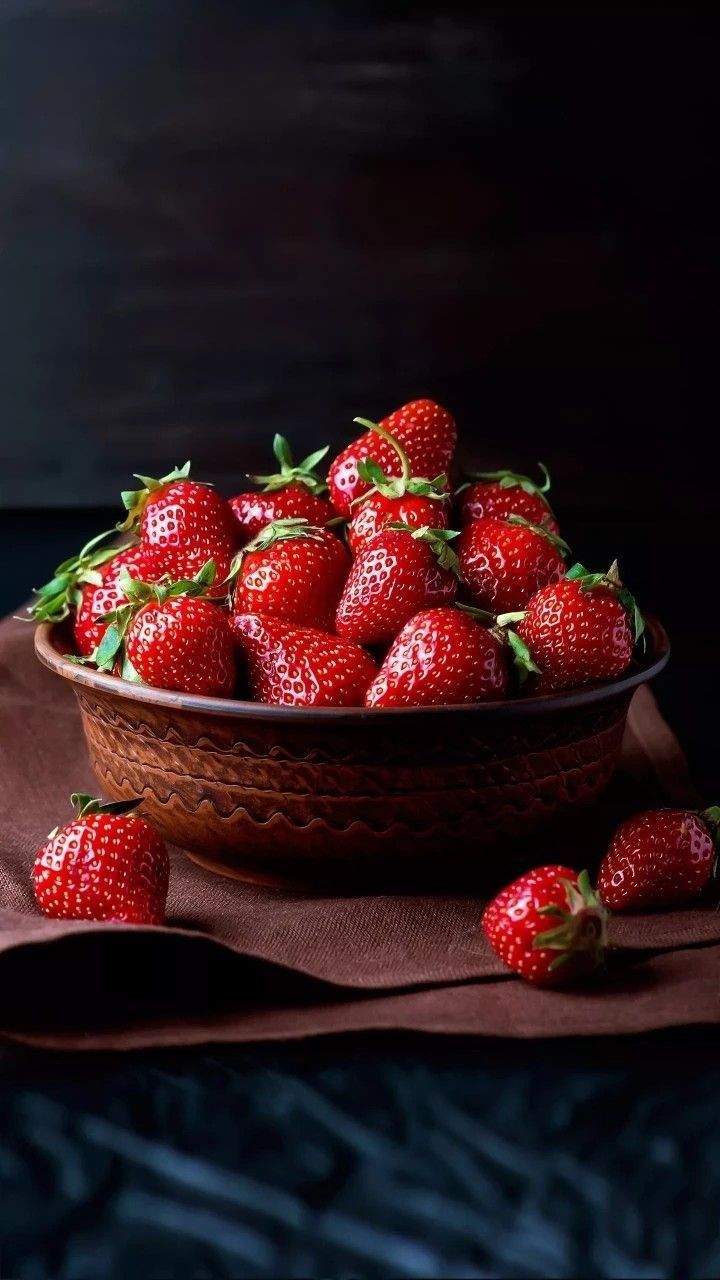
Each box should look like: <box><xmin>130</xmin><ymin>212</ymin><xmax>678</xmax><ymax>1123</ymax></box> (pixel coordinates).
<box><xmin>565</xmin><ymin>561</ymin><xmax>645</xmax><ymax>645</ymax></box>
<box><xmin>507</xmin><ymin>514</ymin><xmax>570</xmax><ymax>558</ymax></box>
<box><xmin>70</xmin><ymin>792</ymin><xmax>142</xmax><ymax>819</ymax></box>
<box><xmin>226</xmin><ymin>518</ymin><xmax>327</xmax><ymax>585</ymax></box>
<box><xmin>89</xmin><ymin>559</ymin><xmax>218</xmax><ymax>673</ymax></box>
<box><xmin>385</xmin><ymin>522</ymin><xmax>461</xmax><ymax>575</ymax></box>
<box><xmin>535</xmin><ymin>870</ymin><xmax>608</xmax><ymax>973</ymax></box>
<box><xmin>28</xmin><ymin>530</ymin><xmax>130</xmax><ymax>624</ymax></box>
<box><xmin>456</xmin><ymin>602</ymin><xmax>497</xmax><ymax>625</ymax></box>
<box><xmin>457</xmin><ymin>463</ymin><xmax>552</xmax><ymax>498</ymax></box>
<box><xmin>249</xmin><ymin>435</ymin><xmax>329</xmax><ymax>496</ymax></box>
<box><xmin>491</xmin><ymin>612</ymin><xmax>540</xmax><ymax>683</ymax></box>
<box><xmin>352</xmin><ymin>417</ymin><xmax>448</xmax><ymax>504</ymax></box>
<box><xmin>117</xmin><ymin>461</ymin><xmax>195</xmax><ymax>532</ymax></box>
<box><xmin>702</xmin><ymin>806</ymin><xmax>720</xmax><ymax>839</ymax></box>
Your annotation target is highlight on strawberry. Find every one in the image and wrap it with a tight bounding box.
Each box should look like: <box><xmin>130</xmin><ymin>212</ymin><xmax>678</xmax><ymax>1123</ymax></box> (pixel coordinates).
<box><xmin>458</xmin><ymin>514</ymin><xmax>569</xmax><ymax>614</ymax></box>
<box><xmin>499</xmin><ymin>560</ymin><xmax>645</xmax><ymax>693</ymax></box>
<box><xmin>228</xmin><ymin>517</ymin><xmax>349</xmax><ymax>631</ymax></box>
<box><xmin>90</xmin><ymin>560</ymin><xmax>236</xmax><ymax>697</ymax></box>
<box><xmin>118</xmin><ymin>461</ymin><xmax>238</xmax><ymax>595</ymax></box>
<box><xmin>232</xmin><ymin>612</ymin><xmax>377</xmax><ymax>708</ymax></box>
<box><xmin>230</xmin><ymin>435</ymin><xmax>334</xmax><ymax>544</ymax></box>
<box><xmin>483</xmin><ymin>865</ymin><xmax>608</xmax><ymax>986</ymax></box>
<box><xmin>456</xmin><ymin>464</ymin><xmax>560</xmax><ymax>534</ymax></box>
<box><xmin>598</xmin><ymin>806</ymin><xmax>720</xmax><ymax>911</ymax></box>
<box><xmin>335</xmin><ymin>522</ymin><xmax>461</xmax><ymax>647</ymax></box>
<box><xmin>33</xmin><ymin>792</ymin><xmax>169</xmax><ymax>925</ymax></box>
<box><xmin>347</xmin><ymin>417</ymin><xmax>450</xmax><ymax>553</ymax></box>
<box><xmin>328</xmin><ymin>398</ymin><xmax>457</xmax><ymax>517</ymax></box>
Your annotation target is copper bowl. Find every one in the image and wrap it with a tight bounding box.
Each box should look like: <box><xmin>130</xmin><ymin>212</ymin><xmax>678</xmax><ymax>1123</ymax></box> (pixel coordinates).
<box><xmin>35</xmin><ymin>618</ymin><xmax>670</xmax><ymax>890</ymax></box>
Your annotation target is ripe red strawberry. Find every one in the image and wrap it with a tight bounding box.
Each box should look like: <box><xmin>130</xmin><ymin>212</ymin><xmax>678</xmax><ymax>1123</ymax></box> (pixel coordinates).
<box><xmin>230</xmin><ymin>435</ymin><xmax>334</xmax><ymax>544</ymax></box>
<box><xmin>347</xmin><ymin>417</ymin><xmax>450</xmax><ymax>554</ymax></box>
<box><xmin>483</xmin><ymin>866</ymin><xmax>608</xmax><ymax>986</ymax></box>
<box><xmin>230</xmin><ymin>519</ymin><xmax>350</xmax><ymax>631</ymax></box>
<box><xmin>456</xmin><ymin>465</ymin><xmax>560</xmax><ymax>535</ymax></box>
<box><xmin>597</xmin><ymin>806</ymin><xmax>720</xmax><ymax>911</ymax></box>
<box><xmin>513</xmin><ymin>561</ymin><xmax>643</xmax><ymax>693</ymax></box>
<box><xmin>28</xmin><ymin>531</ymin><xmax>142</xmax><ymax>652</ymax></box>
<box><xmin>458</xmin><ymin>515</ymin><xmax>568</xmax><ymax>614</ymax></box>
<box><xmin>33</xmin><ymin>793</ymin><xmax>169</xmax><ymax>925</ymax></box>
<box><xmin>366</xmin><ymin>607</ymin><xmax>509</xmax><ymax>707</ymax></box>
<box><xmin>118</xmin><ymin>462</ymin><xmax>238</xmax><ymax>597</ymax></box>
<box><xmin>73</xmin><ymin>544</ymin><xmax>159</xmax><ymax>656</ymax></box>
<box><xmin>97</xmin><ymin>562</ymin><xmax>236</xmax><ymax>696</ymax></box>
<box><xmin>335</xmin><ymin>523</ymin><xmax>460</xmax><ymax>647</ymax></box>
<box><xmin>328</xmin><ymin>399</ymin><xmax>457</xmax><ymax>518</ymax></box>
<box><xmin>232</xmin><ymin>612</ymin><xmax>377</xmax><ymax>707</ymax></box>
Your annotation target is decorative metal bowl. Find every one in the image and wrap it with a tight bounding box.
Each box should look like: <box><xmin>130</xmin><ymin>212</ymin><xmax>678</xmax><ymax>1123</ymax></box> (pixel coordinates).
<box><xmin>35</xmin><ymin>618</ymin><xmax>670</xmax><ymax>889</ymax></box>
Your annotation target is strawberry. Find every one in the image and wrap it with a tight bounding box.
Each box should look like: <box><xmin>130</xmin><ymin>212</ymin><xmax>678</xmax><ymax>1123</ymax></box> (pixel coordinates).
<box><xmin>72</xmin><ymin>544</ymin><xmax>159</xmax><ymax>656</ymax></box>
<box><xmin>118</xmin><ymin>462</ymin><xmax>238</xmax><ymax>597</ymax></box>
<box><xmin>328</xmin><ymin>399</ymin><xmax>457</xmax><ymax>518</ymax></box>
<box><xmin>511</xmin><ymin>561</ymin><xmax>644</xmax><ymax>693</ymax></box>
<box><xmin>95</xmin><ymin>561</ymin><xmax>236</xmax><ymax>696</ymax></box>
<box><xmin>232</xmin><ymin>612</ymin><xmax>377</xmax><ymax>707</ymax></box>
<box><xmin>335</xmin><ymin>523</ymin><xmax>460</xmax><ymax>647</ymax></box>
<box><xmin>230</xmin><ymin>519</ymin><xmax>350</xmax><ymax>631</ymax></box>
<box><xmin>458</xmin><ymin>515</ymin><xmax>568</xmax><ymax>614</ymax></box>
<box><xmin>597</xmin><ymin>806</ymin><xmax>720</xmax><ymax>911</ymax></box>
<box><xmin>366</xmin><ymin>607</ymin><xmax>509</xmax><ymax>708</ymax></box>
<box><xmin>347</xmin><ymin>417</ymin><xmax>450</xmax><ymax>554</ymax></box>
<box><xmin>33</xmin><ymin>793</ymin><xmax>169</xmax><ymax>925</ymax></box>
<box><xmin>28</xmin><ymin>530</ymin><xmax>135</xmax><ymax>646</ymax></box>
<box><xmin>230</xmin><ymin>434</ymin><xmax>334</xmax><ymax>544</ymax></box>
<box><xmin>482</xmin><ymin>866</ymin><xmax>608</xmax><ymax>986</ymax></box>
<box><xmin>456</xmin><ymin>465</ymin><xmax>560</xmax><ymax>535</ymax></box>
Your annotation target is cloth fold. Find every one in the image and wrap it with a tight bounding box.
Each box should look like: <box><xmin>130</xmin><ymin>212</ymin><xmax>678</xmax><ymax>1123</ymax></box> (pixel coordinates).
<box><xmin>0</xmin><ymin>614</ymin><xmax>717</xmax><ymax>1050</ymax></box>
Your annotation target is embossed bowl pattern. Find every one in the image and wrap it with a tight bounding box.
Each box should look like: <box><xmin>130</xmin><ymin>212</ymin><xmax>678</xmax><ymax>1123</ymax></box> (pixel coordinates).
<box><xmin>35</xmin><ymin>619</ymin><xmax>670</xmax><ymax>888</ymax></box>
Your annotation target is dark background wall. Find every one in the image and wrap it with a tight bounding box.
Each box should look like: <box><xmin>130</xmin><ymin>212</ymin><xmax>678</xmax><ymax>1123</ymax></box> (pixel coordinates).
<box><xmin>1</xmin><ymin>1</ymin><xmax>718</xmax><ymax>513</ymax></box>
<box><xmin>1</xmin><ymin>2</ymin><xmax>718</xmax><ymax>783</ymax></box>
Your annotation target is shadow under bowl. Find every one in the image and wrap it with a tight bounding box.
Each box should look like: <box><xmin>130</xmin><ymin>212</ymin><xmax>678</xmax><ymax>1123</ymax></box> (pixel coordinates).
<box><xmin>35</xmin><ymin>618</ymin><xmax>670</xmax><ymax>891</ymax></box>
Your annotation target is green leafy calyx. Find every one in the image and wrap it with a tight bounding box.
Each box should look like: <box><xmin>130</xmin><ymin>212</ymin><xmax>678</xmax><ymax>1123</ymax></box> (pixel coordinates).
<box><xmin>534</xmin><ymin>870</ymin><xmax>608</xmax><ymax>973</ymax></box>
<box><xmin>89</xmin><ymin>560</ymin><xmax>218</xmax><ymax>672</ymax></box>
<box><xmin>385</xmin><ymin>522</ymin><xmax>461</xmax><ymax>574</ymax></box>
<box><xmin>28</xmin><ymin>531</ymin><xmax>129</xmax><ymax>624</ymax></box>
<box><xmin>507</xmin><ymin>514</ymin><xmax>570</xmax><ymax>558</ymax></box>
<box><xmin>117</xmin><ymin>461</ymin><xmax>194</xmax><ymax>532</ymax></box>
<box><xmin>492</xmin><ymin>612</ymin><xmax>540</xmax><ymax>683</ymax></box>
<box><xmin>702</xmin><ymin>806</ymin><xmax>720</xmax><ymax>841</ymax></box>
<box><xmin>460</xmin><ymin>462</ymin><xmax>552</xmax><ymax>498</ymax></box>
<box><xmin>565</xmin><ymin>560</ymin><xmax>645</xmax><ymax>644</ymax></box>
<box><xmin>353</xmin><ymin>417</ymin><xmax>448</xmax><ymax>505</ymax></box>
<box><xmin>70</xmin><ymin>793</ymin><xmax>142</xmax><ymax>820</ymax></box>
<box><xmin>249</xmin><ymin>435</ymin><xmax>329</xmax><ymax>496</ymax></box>
<box><xmin>226</xmin><ymin>518</ymin><xmax>328</xmax><ymax>584</ymax></box>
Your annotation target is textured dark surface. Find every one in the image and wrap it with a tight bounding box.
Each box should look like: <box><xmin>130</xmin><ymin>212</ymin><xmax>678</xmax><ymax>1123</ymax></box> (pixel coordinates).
<box><xmin>2</xmin><ymin>1034</ymin><xmax>720</xmax><ymax>1278</ymax></box>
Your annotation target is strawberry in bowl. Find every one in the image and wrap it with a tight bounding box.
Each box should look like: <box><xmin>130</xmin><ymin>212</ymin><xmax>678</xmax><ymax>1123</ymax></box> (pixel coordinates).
<box><xmin>230</xmin><ymin>434</ymin><xmax>334</xmax><ymax>544</ymax></box>
<box><xmin>328</xmin><ymin>399</ymin><xmax>457</xmax><ymax>518</ymax></box>
<box><xmin>456</xmin><ymin>464</ymin><xmax>560</xmax><ymax>534</ymax></box>
<box><xmin>229</xmin><ymin>518</ymin><xmax>349</xmax><ymax>632</ymax></box>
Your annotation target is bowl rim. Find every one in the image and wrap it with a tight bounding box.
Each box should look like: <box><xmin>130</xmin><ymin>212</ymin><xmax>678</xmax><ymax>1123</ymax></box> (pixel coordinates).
<box><xmin>34</xmin><ymin>616</ymin><xmax>671</xmax><ymax>723</ymax></box>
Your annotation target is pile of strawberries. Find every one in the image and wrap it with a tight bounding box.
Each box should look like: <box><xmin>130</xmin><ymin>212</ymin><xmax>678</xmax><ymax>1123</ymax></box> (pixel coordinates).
<box><xmin>30</xmin><ymin>398</ymin><xmax>647</xmax><ymax>708</ymax></box>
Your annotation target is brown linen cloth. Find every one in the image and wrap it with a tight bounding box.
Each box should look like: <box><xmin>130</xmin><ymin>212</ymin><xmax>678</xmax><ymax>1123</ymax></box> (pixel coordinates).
<box><xmin>0</xmin><ymin>613</ymin><xmax>718</xmax><ymax>1050</ymax></box>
